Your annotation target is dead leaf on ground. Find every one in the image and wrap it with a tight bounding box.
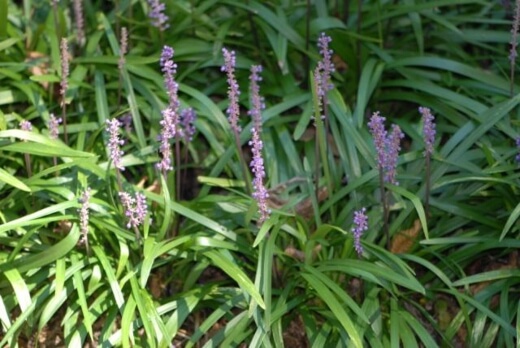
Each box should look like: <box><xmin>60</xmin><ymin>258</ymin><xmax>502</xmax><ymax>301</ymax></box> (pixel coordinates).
<box><xmin>390</xmin><ymin>219</ymin><xmax>422</xmax><ymax>254</ymax></box>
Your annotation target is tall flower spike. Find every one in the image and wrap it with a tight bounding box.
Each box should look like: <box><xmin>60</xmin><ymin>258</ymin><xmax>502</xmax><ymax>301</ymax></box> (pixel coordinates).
<box><xmin>248</xmin><ymin>65</ymin><xmax>270</xmax><ymax>225</ymax></box>
<box><xmin>106</xmin><ymin>118</ymin><xmax>125</xmax><ymax>171</ymax></box>
<box><xmin>368</xmin><ymin>112</ymin><xmax>388</xmax><ymax>171</ymax></box>
<box><xmin>385</xmin><ymin>125</ymin><xmax>404</xmax><ymax>185</ymax></box>
<box><xmin>48</xmin><ymin>114</ymin><xmax>62</xmax><ymax>139</ymax></box>
<box><xmin>156</xmin><ymin>46</ymin><xmax>180</xmax><ymax>172</ymax></box>
<box><xmin>60</xmin><ymin>38</ymin><xmax>70</xmax><ymax>106</ymax></box>
<box><xmin>118</xmin><ymin>27</ymin><xmax>128</xmax><ymax>71</ymax></box>
<box><xmin>222</xmin><ymin>48</ymin><xmax>242</xmax><ymax>133</ymax></box>
<box><xmin>147</xmin><ymin>0</ymin><xmax>169</xmax><ymax>31</ymax></box>
<box><xmin>78</xmin><ymin>187</ymin><xmax>91</xmax><ymax>246</ymax></box>
<box><xmin>73</xmin><ymin>0</ymin><xmax>85</xmax><ymax>45</ymax></box>
<box><xmin>419</xmin><ymin>107</ymin><xmax>436</xmax><ymax>156</ymax></box>
<box><xmin>352</xmin><ymin>208</ymin><xmax>368</xmax><ymax>256</ymax></box>
<box><xmin>317</xmin><ymin>33</ymin><xmax>335</xmax><ymax>95</ymax></box>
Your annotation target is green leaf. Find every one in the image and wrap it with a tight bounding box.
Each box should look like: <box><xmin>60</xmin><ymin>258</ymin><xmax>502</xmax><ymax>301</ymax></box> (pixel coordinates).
<box><xmin>0</xmin><ymin>225</ymin><xmax>80</xmax><ymax>274</ymax></box>
<box><xmin>0</xmin><ymin>167</ymin><xmax>31</xmax><ymax>192</ymax></box>
<box><xmin>300</xmin><ymin>268</ymin><xmax>363</xmax><ymax>348</ymax></box>
<box><xmin>205</xmin><ymin>250</ymin><xmax>265</xmax><ymax>309</ymax></box>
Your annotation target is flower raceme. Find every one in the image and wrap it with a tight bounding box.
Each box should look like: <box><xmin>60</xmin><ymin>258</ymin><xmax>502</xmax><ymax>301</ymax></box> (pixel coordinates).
<box><xmin>156</xmin><ymin>46</ymin><xmax>180</xmax><ymax>172</ymax></box>
<box><xmin>118</xmin><ymin>192</ymin><xmax>148</xmax><ymax>229</ymax></box>
<box><xmin>222</xmin><ymin>48</ymin><xmax>241</xmax><ymax>133</ymax></box>
<box><xmin>352</xmin><ymin>208</ymin><xmax>368</xmax><ymax>256</ymax></box>
<box><xmin>248</xmin><ymin>65</ymin><xmax>270</xmax><ymax>225</ymax></box>
<box><xmin>147</xmin><ymin>0</ymin><xmax>169</xmax><ymax>31</ymax></box>
<box><xmin>368</xmin><ymin>112</ymin><xmax>404</xmax><ymax>185</ymax></box>
<box><xmin>106</xmin><ymin>118</ymin><xmax>125</xmax><ymax>171</ymax></box>
<box><xmin>419</xmin><ymin>106</ymin><xmax>436</xmax><ymax>156</ymax></box>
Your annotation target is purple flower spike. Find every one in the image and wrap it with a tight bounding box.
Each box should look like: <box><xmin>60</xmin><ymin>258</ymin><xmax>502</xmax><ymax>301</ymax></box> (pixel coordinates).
<box><xmin>118</xmin><ymin>191</ymin><xmax>148</xmax><ymax>229</ymax></box>
<box><xmin>78</xmin><ymin>187</ymin><xmax>91</xmax><ymax>245</ymax></box>
<box><xmin>48</xmin><ymin>114</ymin><xmax>62</xmax><ymax>139</ymax></box>
<box><xmin>147</xmin><ymin>0</ymin><xmax>169</xmax><ymax>31</ymax></box>
<box><xmin>180</xmin><ymin>108</ymin><xmax>197</xmax><ymax>142</ymax></box>
<box><xmin>317</xmin><ymin>33</ymin><xmax>335</xmax><ymax>95</ymax></box>
<box><xmin>352</xmin><ymin>208</ymin><xmax>368</xmax><ymax>256</ymax></box>
<box><xmin>368</xmin><ymin>112</ymin><xmax>388</xmax><ymax>171</ymax></box>
<box><xmin>419</xmin><ymin>107</ymin><xmax>436</xmax><ymax>156</ymax></box>
<box><xmin>222</xmin><ymin>48</ymin><xmax>242</xmax><ymax>133</ymax></box>
<box><xmin>248</xmin><ymin>65</ymin><xmax>270</xmax><ymax>225</ymax></box>
<box><xmin>385</xmin><ymin>125</ymin><xmax>404</xmax><ymax>185</ymax></box>
<box><xmin>106</xmin><ymin>118</ymin><xmax>125</xmax><ymax>171</ymax></box>
<box><xmin>156</xmin><ymin>46</ymin><xmax>181</xmax><ymax>173</ymax></box>
<box><xmin>368</xmin><ymin>112</ymin><xmax>404</xmax><ymax>185</ymax></box>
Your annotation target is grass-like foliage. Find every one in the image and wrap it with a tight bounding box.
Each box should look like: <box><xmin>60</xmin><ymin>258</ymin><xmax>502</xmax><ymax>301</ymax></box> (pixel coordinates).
<box><xmin>1</xmin><ymin>0</ymin><xmax>520</xmax><ymax>346</ymax></box>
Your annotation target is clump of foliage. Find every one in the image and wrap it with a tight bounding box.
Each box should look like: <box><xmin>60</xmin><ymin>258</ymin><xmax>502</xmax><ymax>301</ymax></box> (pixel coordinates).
<box><xmin>0</xmin><ymin>0</ymin><xmax>519</xmax><ymax>347</ymax></box>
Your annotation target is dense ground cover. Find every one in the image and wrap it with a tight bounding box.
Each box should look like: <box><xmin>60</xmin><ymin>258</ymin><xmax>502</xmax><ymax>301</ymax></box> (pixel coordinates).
<box><xmin>0</xmin><ymin>0</ymin><xmax>519</xmax><ymax>346</ymax></box>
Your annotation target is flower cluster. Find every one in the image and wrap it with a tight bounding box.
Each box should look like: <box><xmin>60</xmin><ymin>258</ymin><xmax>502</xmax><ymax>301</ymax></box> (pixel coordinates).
<box><xmin>78</xmin><ymin>187</ymin><xmax>91</xmax><ymax>245</ymax></box>
<box><xmin>352</xmin><ymin>208</ymin><xmax>368</xmax><ymax>256</ymax></box>
<box><xmin>248</xmin><ymin>65</ymin><xmax>270</xmax><ymax>225</ymax></box>
<box><xmin>147</xmin><ymin>0</ymin><xmax>169</xmax><ymax>31</ymax></box>
<box><xmin>20</xmin><ymin>120</ymin><xmax>32</xmax><ymax>132</ymax></box>
<box><xmin>312</xmin><ymin>33</ymin><xmax>335</xmax><ymax>124</ymax></box>
<box><xmin>156</xmin><ymin>46</ymin><xmax>180</xmax><ymax>172</ymax></box>
<box><xmin>60</xmin><ymin>38</ymin><xmax>70</xmax><ymax>105</ymax></box>
<box><xmin>419</xmin><ymin>107</ymin><xmax>436</xmax><ymax>156</ymax></box>
<box><xmin>368</xmin><ymin>112</ymin><xmax>404</xmax><ymax>185</ymax></box>
<box><xmin>48</xmin><ymin>114</ymin><xmax>62</xmax><ymax>139</ymax></box>
<box><xmin>118</xmin><ymin>192</ymin><xmax>148</xmax><ymax>229</ymax></box>
<box><xmin>106</xmin><ymin>118</ymin><xmax>125</xmax><ymax>171</ymax></box>
<box><xmin>222</xmin><ymin>48</ymin><xmax>242</xmax><ymax>133</ymax></box>
<box><xmin>316</xmin><ymin>33</ymin><xmax>335</xmax><ymax>96</ymax></box>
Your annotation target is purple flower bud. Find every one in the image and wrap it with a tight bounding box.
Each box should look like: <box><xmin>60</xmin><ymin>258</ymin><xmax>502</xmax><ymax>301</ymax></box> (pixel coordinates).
<box><xmin>248</xmin><ymin>65</ymin><xmax>270</xmax><ymax>225</ymax></box>
<box><xmin>352</xmin><ymin>208</ymin><xmax>368</xmax><ymax>256</ymax></box>
<box><xmin>48</xmin><ymin>114</ymin><xmax>62</xmax><ymax>139</ymax></box>
<box><xmin>419</xmin><ymin>107</ymin><xmax>436</xmax><ymax>156</ymax></box>
<box><xmin>106</xmin><ymin>118</ymin><xmax>125</xmax><ymax>171</ymax></box>
<box><xmin>222</xmin><ymin>48</ymin><xmax>242</xmax><ymax>133</ymax></box>
<box><xmin>20</xmin><ymin>120</ymin><xmax>32</xmax><ymax>132</ymax></box>
<box><xmin>147</xmin><ymin>0</ymin><xmax>169</xmax><ymax>31</ymax></box>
